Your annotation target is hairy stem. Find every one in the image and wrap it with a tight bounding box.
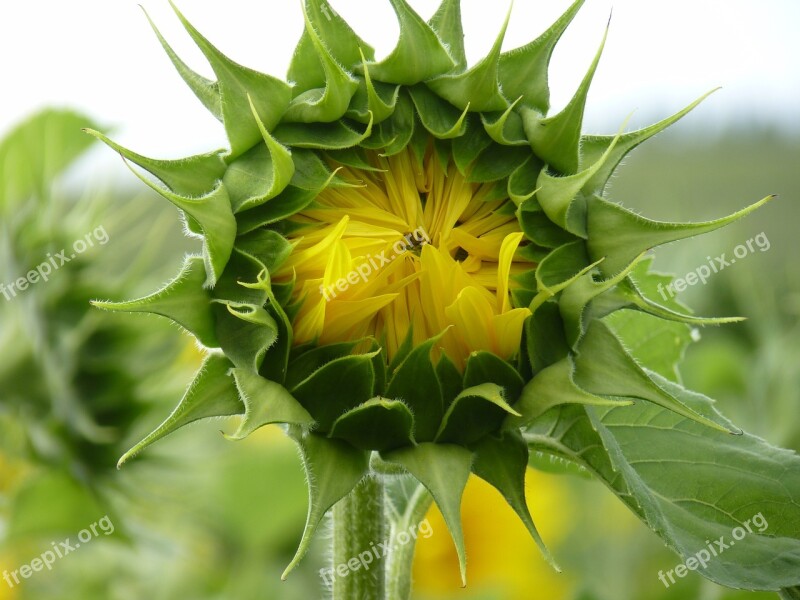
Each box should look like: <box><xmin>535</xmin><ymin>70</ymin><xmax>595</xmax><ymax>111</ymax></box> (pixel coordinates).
<box><xmin>331</xmin><ymin>476</ymin><xmax>386</xmax><ymax>599</ymax></box>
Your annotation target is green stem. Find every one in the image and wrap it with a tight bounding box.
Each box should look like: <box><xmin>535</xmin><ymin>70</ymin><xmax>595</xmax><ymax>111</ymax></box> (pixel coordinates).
<box><xmin>332</xmin><ymin>476</ymin><xmax>386</xmax><ymax>600</ymax></box>
<box><xmin>385</xmin><ymin>482</ymin><xmax>434</xmax><ymax>600</ymax></box>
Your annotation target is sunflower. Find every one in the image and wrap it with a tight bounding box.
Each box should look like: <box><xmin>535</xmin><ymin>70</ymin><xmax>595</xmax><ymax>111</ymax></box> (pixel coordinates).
<box><xmin>89</xmin><ymin>1</ymin><xmax>782</xmax><ymax>598</ymax></box>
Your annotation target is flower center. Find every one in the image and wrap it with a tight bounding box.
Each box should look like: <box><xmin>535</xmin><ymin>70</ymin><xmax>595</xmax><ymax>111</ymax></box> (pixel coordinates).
<box><xmin>274</xmin><ymin>143</ymin><xmax>533</xmax><ymax>368</ymax></box>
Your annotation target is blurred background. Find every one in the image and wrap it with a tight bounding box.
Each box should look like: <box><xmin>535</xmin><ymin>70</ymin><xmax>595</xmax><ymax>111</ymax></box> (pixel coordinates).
<box><xmin>1</xmin><ymin>1</ymin><xmax>798</xmax><ymax>599</ymax></box>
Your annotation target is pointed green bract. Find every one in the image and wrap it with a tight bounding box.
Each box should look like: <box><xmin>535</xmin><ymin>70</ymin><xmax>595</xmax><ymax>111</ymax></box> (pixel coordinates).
<box><xmin>283</xmin><ymin>2</ymin><xmax>359</xmax><ymax>124</ymax></box>
<box><xmin>329</xmin><ymin>398</ymin><xmax>415</xmax><ymax>451</ymax></box>
<box><xmin>471</xmin><ymin>431</ymin><xmax>559</xmax><ymax>570</ymax></box>
<box><xmin>382</xmin><ymin>443</ymin><xmax>472</xmax><ymax>586</ymax></box>
<box><xmin>428</xmin><ymin>0</ymin><xmax>466</xmax><ymax>71</ymax></box>
<box><xmin>290</xmin><ymin>352</ymin><xmax>377</xmax><ymax>431</ymax></box>
<box><xmin>92</xmin><ymin>255</ymin><xmax>217</xmax><ymax>348</ymax></box>
<box><xmin>436</xmin><ymin>383</ymin><xmax>521</xmax><ymax>445</ymax></box>
<box><xmin>287</xmin><ymin>0</ymin><xmax>375</xmax><ymax>93</ymax></box>
<box><xmin>283</xmin><ymin>431</ymin><xmax>369</xmax><ymax>579</ymax></box>
<box><xmin>535</xmin><ymin>129</ymin><xmax>621</xmax><ymax>236</ymax></box>
<box><xmin>367</xmin><ymin>0</ymin><xmax>455</xmax><ymax>85</ymax></box>
<box><xmin>483</xmin><ymin>97</ymin><xmax>529</xmax><ymax>146</ymax></box>
<box><xmin>522</xmin><ymin>23</ymin><xmax>608</xmax><ymax>174</ymax></box>
<box><xmin>498</xmin><ymin>0</ymin><xmax>585</xmax><ymax>113</ymax></box>
<box><xmin>386</xmin><ymin>336</ymin><xmax>444</xmax><ymax>442</ymax></box>
<box><xmin>142</xmin><ymin>7</ymin><xmax>222</xmax><ymax>120</ymax></box>
<box><xmin>86</xmin><ymin>129</ymin><xmax>226</xmax><ymax>197</ymax></box>
<box><xmin>227</xmin><ymin>369</ymin><xmax>314</xmax><ymax>440</ymax></box>
<box><xmin>169</xmin><ymin>1</ymin><xmax>292</xmax><ymax>158</ymax></box>
<box><xmin>587</xmin><ymin>194</ymin><xmax>775</xmax><ymax>276</ymax></box>
<box><xmin>408</xmin><ymin>85</ymin><xmax>469</xmax><ymax>139</ymax></box>
<box><xmin>580</xmin><ymin>89</ymin><xmax>718</xmax><ymax>195</ymax></box>
<box><xmin>117</xmin><ymin>355</ymin><xmax>242</xmax><ymax>467</ymax></box>
<box><xmin>427</xmin><ymin>5</ymin><xmax>511</xmax><ymax>112</ymax></box>
<box><xmin>511</xmin><ymin>357</ymin><xmax>630</xmax><ymax>428</ymax></box>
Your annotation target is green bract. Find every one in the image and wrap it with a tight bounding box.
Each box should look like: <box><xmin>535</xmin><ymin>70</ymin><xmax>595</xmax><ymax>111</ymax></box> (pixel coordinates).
<box><xmin>91</xmin><ymin>0</ymin><xmax>800</xmax><ymax>595</ymax></box>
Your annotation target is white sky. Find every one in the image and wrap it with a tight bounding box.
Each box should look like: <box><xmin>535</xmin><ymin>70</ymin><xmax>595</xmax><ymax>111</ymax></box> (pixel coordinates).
<box><xmin>2</xmin><ymin>0</ymin><xmax>799</xmax><ymax>160</ymax></box>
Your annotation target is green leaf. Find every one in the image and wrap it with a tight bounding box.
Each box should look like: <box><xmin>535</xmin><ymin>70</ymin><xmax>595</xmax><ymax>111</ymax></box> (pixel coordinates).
<box><xmin>580</xmin><ymin>89</ymin><xmax>718</xmax><ymax>195</ymax></box>
<box><xmin>521</xmin><ymin>23</ymin><xmax>607</xmax><ymax>174</ymax></box>
<box><xmin>0</xmin><ymin>109</ymin><xmax>99</xmax><ymax>209</ymax></box>
<box><xmin>471</xmin><ymin>431</ymin><xmax>559</xmax><ymax>570</ymax></box>
<box><xmin>283</xmin><ymin>431</ymin><xmax>369</xmax><ymax>579</ymax></box>
<box><xmin>117</xmin><ymin>355</ymin><xmax>242</xmax><ymax>467</ymax></box>
<box><xmin>290</xmin><ymin>353</ymin><xmax>377</xmax><ymax>431</ymax></box>
<box><xmin>169</xmin><ymin>1</ymin><xmax>293</xmax><ymax>158</ymax></box>
<box><xmin>498</xmin><ymin>0</ymin><xmax>585</xmax><ymax>113</ymax></box>
<box><xmin>142</xmin><ymin>7</ymin><xmax>222</xmax><ymax>120</ymax></box>
<box><xmin>386</xmin><ymin>336</ymin><xmax>443</xmax><ymax>442</ymax></box>
<box><xmin>226</xmin><ymin>369</ymin><xmax>314</xmax><ymax>439</ymax></box>
<box><xmin>92</xmin><ymin>255</ymin><xmax>217</xmax><ymax>348</ymax></box>
<box><xmin>86</xmin><ymin>129</ymin><xmax>226</xmax><ymax>197</ymax></box>
<box><xmin>408</xmin><ymin>85</ymin><xmax>469</xmax><ymax>139</ymax></box>
<box><xmin>381</xmin><ymin>442</ymin><xmax>472</xmax><ymax>585</ymax></box>
<box><xmin>426</xmin><ymin>5</ymin><xmax>511</xmax><ymax>112</ymax></box>
<box><xmin>587</xmin><ymin>194</ymin><xmax>775</xmax><ymax>277</ymax></box>
<box><xmin>586</xmin><ymin>398</ymin><xmax>800</xmax><ymax>591</ymax></box>
<box><xmin>573</xmin><ymin>319</ymin><xmax>739</xmax><ymax>433</ymax></box>
<box><xmin>523</xmin><ymin>403</ymin><xmax>635</xmax><ymax>506</ymax></box>
<box><xmin>603</xmin><ymin>308</ymin><xmax>694</xmax><ymax>383</ymax></box>
<box><xmin>510</xmin><ymin>357</ymin><xmax>630</xmax><ymax>428</ymax></box>
<box><xmin>366</xmin><ymin>0</ymin><xmax>455</xmax><ymax>85</ymax></box>
<box><xmin>436</xmin><ymin>383</ymin><xmax>521</xmax><ymax>445</ymax></box>
<box><xmin>329</xmin><ymin>398</ymin><xmax>415</xmax><ymax>452</ymax></box>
